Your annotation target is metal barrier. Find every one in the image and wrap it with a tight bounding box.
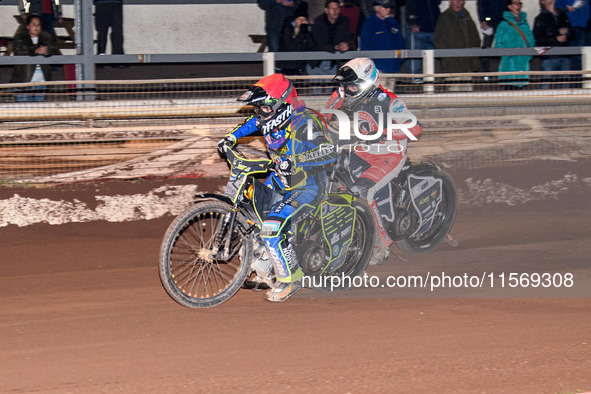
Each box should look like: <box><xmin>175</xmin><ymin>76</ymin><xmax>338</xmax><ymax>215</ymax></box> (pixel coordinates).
<box><xmin>3</xmin><ymin>46</ymin><xmax>591</xmax><ymax>83</ymax></box>
<box><xmin>1</xmin><ymin>73</ymin><xmax>591</xmax><ymax>183</ymax></box>
<box><xmin>2</xmin><ymin>71</ymin><xmax>591</xmax><ymax>123</ymax></box>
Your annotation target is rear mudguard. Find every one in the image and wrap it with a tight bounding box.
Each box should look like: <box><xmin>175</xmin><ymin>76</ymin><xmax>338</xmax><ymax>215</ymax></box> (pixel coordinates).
<box><xmin>408</xmin><ymin>161</ymin><xmax>441</xmax><ymax>177</ymax></box>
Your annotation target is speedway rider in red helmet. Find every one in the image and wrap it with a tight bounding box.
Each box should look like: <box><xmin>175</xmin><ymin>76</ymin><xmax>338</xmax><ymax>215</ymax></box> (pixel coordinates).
<box><xmin>325</xmin><ymin>58</ymin><xmax>423</xmax><ymax>265</ymax></box>
<box><xmin>218</xmin><ymin>73</ymin><xmax>337</xmax><ymax>302</ymax></box>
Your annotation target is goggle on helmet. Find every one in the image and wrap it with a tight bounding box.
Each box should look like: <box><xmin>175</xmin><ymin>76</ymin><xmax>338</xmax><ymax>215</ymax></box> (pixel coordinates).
<box><xmin>332</xmin><ymin>58</ymin><xmax>379</xmax><ymax>110</ymax></box>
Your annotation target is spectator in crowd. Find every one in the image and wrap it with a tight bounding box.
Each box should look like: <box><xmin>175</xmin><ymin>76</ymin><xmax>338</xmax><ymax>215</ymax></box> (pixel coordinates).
<box><xmin>360</xmin><ymin>0</ymin><xmax>405</xmax><ymax>74</ymax></box>
<box><xmin>406</xmin><ymin>0</ymin><xmax>441</xmax><ymax>82</ymax></box>
<box><xmin>307</xmin><ymin>0</ymin><xmax>351</xmax><ymax>76</ymax></box>
<box><xmin>339</xmin><ymin>0</ymin><xmax>363</xmax><ymax>49</ymax></box>
<box><xmin>556</xmin><ymin>0</ymin><xmax>589</xmax><ymax>70</ymax></box>
<box><xmin>494</xmin><ymin>0</ymin><xmax>535</xmax><ymax>88</ymax></box>
<box><xmin>433</xmin><ymin>0</ymin><xmax>481</xmax><ymax>73</ymax></box>
<box><xmin>358</xmin><ymin>0</ymin><xmax>376</xmax><ymax>20</ymax></box>
<box><xmin>11</xmin><ymin>14</ymin><xmax>58</xmax><ymax>101</ymax></box>
<box><xmin>534</xmin><ymin>0</ymin><xmax>574</xmax><ymax>88</ymax></box>
<box><xmin>94</xmin><ymin>0</ymin><xmax>124</xmax><ymax>55</ymax></box>
<box><xmin>477</xmin><ymin>0</ymin><xmax>507</xmax><ymax>77</ymax></box>
<box><xmin>258</xmin><ymin>0</ymin><xmax>302</xmax><ymax>53</ymax></box>
<box><xmin>279</xmin><ymin>1</ymin><xmax>316</xmax><ymax>75</ymax></box>
<box><xmin>356</xmin><ymin>0</ymin><xmax>402</xmax><ymax>44</ymax></box>
<box><xmin>18</xmin><ymin>0</ymin><xmax>62</xmax><ymax>40</ymax></box>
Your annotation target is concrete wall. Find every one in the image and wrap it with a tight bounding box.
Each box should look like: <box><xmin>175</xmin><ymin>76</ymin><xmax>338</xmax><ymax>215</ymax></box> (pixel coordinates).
<box><xmin>0</xmin><ymin>1</ymin><xmax>541</xmax><ymax>55</ymax></box>
<box><xmin>122</xmin><ymin>4</ymin><xmax>265</xmax><ymax>54</ymax></box>
<box><xmin>0</xmin><ymin>3</ymin><xmax>266</xmax><ymax>54</ymax></box>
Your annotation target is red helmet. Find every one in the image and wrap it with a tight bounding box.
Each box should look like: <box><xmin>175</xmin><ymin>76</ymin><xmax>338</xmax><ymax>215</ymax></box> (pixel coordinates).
<box><xmin>239</xmin><ymin>73</ymin><xmax>297</xmax><ymax>109</ymax></box>
<box><xmin>238</xmin><ymin>74</ymin><xmax>298</xmax><ymax>150</ymax></box>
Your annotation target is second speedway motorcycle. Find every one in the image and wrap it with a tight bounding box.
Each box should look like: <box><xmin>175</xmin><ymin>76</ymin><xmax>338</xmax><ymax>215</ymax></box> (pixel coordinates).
<box><xmin>328</xmin><ymin>141</ymin><xmax>458</xmax><ymax>255</ymax></box>
<box><xmin>158</xmin><ymin>146</ymin><xmax>375</xmax><ymax>308</ymax></box>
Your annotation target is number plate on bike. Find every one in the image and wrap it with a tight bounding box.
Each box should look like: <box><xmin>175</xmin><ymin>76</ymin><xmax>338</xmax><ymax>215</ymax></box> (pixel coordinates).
<box><xmin>224</xmin><ymin>177</ymin><xmax>243</xmax><ymax>200</ymax></box>
<box><xmin>408</xmin><ymin>174</ymin><xmax>442</xmax><ymax>223</ymax></box>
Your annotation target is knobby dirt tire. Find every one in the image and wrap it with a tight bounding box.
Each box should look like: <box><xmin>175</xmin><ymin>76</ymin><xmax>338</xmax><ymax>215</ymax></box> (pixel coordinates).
<box><xmin>396</xmin><ymin>169</ymin><xmax>457</xmax><ymax>254</ymax></box>
<box><xmin>159</xmin><ymin>201</ymin><xmax>252</xmax><ymax>308</ymax></box>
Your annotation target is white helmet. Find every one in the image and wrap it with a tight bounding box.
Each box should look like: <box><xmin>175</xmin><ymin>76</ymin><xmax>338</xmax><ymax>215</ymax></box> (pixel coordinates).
<box><xmin>332</xmin><ymin>58</ymin><xmax>379</xmax><ymax>110</ymax></box>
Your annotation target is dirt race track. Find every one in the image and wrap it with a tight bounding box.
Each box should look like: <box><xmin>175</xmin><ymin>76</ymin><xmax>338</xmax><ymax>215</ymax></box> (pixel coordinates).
<box><xmin>1</xmin><ymin>157</ymin><xmax>591</xmax><ymax>393</ymax></box>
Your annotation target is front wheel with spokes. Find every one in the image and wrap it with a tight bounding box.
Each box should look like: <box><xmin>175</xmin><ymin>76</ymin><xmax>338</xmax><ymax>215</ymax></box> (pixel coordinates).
<box><xmin>159</xmin><ymin>201</ymin><xmax>252</xmax><ymax>308</ymax></box>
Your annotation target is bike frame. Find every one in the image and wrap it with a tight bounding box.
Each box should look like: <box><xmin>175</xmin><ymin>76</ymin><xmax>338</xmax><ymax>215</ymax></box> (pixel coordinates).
<box><xmin>205</xmin><ymin>148</ymin><xmax>272</xmax><ymax>261</ymax></box>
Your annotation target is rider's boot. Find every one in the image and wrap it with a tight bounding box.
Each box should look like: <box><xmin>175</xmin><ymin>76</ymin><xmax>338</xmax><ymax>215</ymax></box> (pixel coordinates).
<box><xmin>250</xmin><ymin>243</ymin><xmax>274</xmax><ymax>289</ymax></box>
<box><xmin>368</xmin><ymin>246</ymin><xmax>390</xmax><ymax>266</ymax></box>
<box><xmin>262</xmin><ymin>233</ymin><xmax>302</xmax><ymax>302</ymax></box>
<box><xmin>265</xmin><ymin>280</ymin><xmax>302</xmax><ymax>302</ymax></box>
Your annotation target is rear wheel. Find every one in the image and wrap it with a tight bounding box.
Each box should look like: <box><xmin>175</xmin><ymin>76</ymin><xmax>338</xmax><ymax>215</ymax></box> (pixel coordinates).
<box><xmin>396</xmin><ymin>170</ymin><xmax>457</xmax><ymax>254</ymax></box>
<box><xmin>159</xmin><ymin>201</ymin><xmax>252</xmax><ymax>308</ymax></box>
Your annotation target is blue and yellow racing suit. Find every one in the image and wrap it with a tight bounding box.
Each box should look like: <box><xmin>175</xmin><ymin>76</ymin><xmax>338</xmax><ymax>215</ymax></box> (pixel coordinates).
<box><xmin>226</xmin><ymin>105</ymin><xmax>337</xmax><ymax>283</ymax></box>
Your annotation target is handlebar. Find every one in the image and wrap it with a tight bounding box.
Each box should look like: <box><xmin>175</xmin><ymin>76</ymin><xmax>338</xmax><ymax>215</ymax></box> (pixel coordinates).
<box><xmin>224</xmin><ymin>145</ymin><xmax>274</xmax><ymax>177</ymax></box>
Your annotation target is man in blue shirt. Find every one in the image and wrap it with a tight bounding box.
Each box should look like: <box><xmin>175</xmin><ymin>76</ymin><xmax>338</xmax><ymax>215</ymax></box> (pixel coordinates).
<box><xmin>360</xmin><ymin>0</ymin><xmax>405</xmax><ymax>74</ymax></box>
<box><xmin>556</xmin><ymin>0</ymin><xmax>590</xmax><ymax>70</ymax></box>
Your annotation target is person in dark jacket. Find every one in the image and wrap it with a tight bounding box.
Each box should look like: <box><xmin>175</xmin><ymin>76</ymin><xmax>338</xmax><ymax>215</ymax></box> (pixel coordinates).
<box><xmin>534</xmin><ymin>0</ymin><xmax>575</xmax><ymax>88</ymax></box>
<box><xmin>477</xmin><ymin>0</ymin><xmax>507</xmax><ymax>75</ymax></box>
<box><xmin>258</xmin><ymin>0</ymin><xmax>302</xmax><ymax>53</ymax></box>
<box><xmin>433</xmin><ymin>0</ymin><xmax>481</xmax><ymax>73</ymax></box>
<box><xmin>279</xmin><ymin>1</ymin><xmax>316</xmax><ymax>75</ymax></box>
<box><xmin>11</xmin><ymin>14</ymin><xmax>59</xmax><ymax>101</ymax></box>
<box><xmin>360</xmin><ymin>0</ymin><xmax>405</xmax><ymax>74</ymax></box>
<box><xmin>406</xmin><ymin>0</ymin><xmax>441</xmax><ymax>81</ymax></box>
<box><xmin>94</xmin><ymin>0</ymin><xmax>124</xmax><ymax>55</ymax></box>
<box><xmin>477</xmin><ymin>0</ymin><xmax>507</xmax><ymax>32</ymax></box>
<box><xmin>18</xmin><ymin>0</ymin><xmax>62</xmax><ymax>39</ymax></box>
<box><xmin>307</xmin><ymin>0</ymin><xmax>351</xmax><ymax>76</ymax></box>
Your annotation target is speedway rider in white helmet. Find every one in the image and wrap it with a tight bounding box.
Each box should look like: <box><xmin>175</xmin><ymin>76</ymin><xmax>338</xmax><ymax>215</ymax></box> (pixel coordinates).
<box><xmin>325</xmin><ymin>57</ymin><xmax>423</xmax><ymax>265</ymax></box>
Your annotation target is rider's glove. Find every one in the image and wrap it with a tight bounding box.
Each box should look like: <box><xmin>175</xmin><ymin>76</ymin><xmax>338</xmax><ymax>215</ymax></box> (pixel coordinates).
<box><xmin>217</xmin><ymin>134</ymin><xmax>237</xmax><ymax>154</ymax></box>
<box><xmin>274</xmin><ymin>157</ymin><xmax>294</xmax><ymax>176</ymax></box>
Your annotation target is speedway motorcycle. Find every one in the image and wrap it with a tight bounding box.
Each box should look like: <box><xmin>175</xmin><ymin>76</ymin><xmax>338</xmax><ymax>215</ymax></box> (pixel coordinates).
<box><xmin>158</xmin><ymin>146</ymin><xmax>375</xmax><ymax>308</ymax></box>
<box><xmin>327</xmin><ymin>140</ymin><xmax>458</xmax><ymax>255</ymax></box>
